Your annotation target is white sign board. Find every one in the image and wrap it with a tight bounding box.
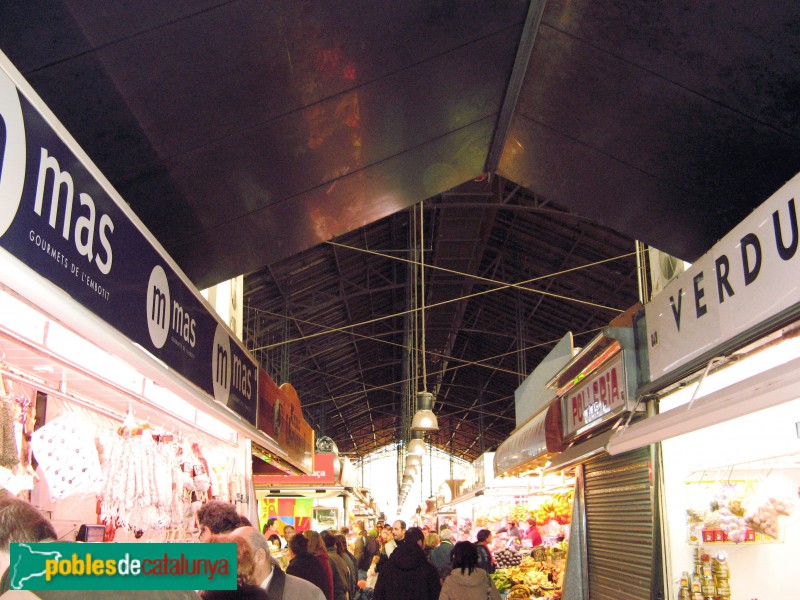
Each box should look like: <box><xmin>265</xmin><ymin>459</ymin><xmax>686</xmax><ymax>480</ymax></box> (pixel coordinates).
<box><xmin>645</xmin><ymin>172</ymin><xmax>800</xmax><ymax>381</ymax></box>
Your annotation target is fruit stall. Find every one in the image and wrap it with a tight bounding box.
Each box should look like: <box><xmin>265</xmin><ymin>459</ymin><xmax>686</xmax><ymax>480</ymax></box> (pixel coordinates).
<box><xmin>483</xmin><ymin>490</ymin><xmax>574</xmax><ymax>599</ymax></box>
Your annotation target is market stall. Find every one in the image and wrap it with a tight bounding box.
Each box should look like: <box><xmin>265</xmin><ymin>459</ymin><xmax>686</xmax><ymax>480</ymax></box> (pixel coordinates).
<box><xmin>608</xmin><ymin>172</ymin><xmax>800</xmax><ymax>600</ymax></box>
<box><xmin>477</xmin><ymin>333</ymin><xmax>579</xmax><ymax>598</ymax></box>
<box><xmin>440</xmin><ymin>451</ymin><xmax>574</xmax><ymax>599</ymax></box>
<box><xmin>487</xmin><ymin>481</ymin><xmax>574</xmax><ymax>600</ymax></box>
<box><xmin>254</xmin><ymin>447</ymin><xmax>374</xmax><ymax>540</ymax></box>
<box><xmin>543</xmin><ymin>317</ymin><xmax>656</xmax><ymax>600</ymax></box>
<box><xmin>0</xmin><ymin>53</ymin><xmax>305</xmax><ymax>540</ymax></box>
<box><xmin>0</xmin><ymin>289</ymin><xmax>253</xmax><ymax>541</ymax></box>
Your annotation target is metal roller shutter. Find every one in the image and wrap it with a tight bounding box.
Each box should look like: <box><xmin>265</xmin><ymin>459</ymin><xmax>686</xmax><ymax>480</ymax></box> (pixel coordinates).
<box><xmin>584</xmin><ymin>448</ymin><xmax>655</xmax><ymax>600</ymax></box>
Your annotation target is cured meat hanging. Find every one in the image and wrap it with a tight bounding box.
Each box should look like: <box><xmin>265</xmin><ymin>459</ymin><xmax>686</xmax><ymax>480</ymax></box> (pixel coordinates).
<box><xmin>99</xmin><ymin>410</ymin><xmax>186</xmax><ymax>532</ymax></box>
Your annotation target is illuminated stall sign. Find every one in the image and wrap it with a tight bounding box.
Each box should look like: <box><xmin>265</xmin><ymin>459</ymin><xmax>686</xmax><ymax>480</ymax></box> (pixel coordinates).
<box><xmin>257</xmin><ymin>369</ymin><xmax>315</xmax><ymax>473</ymax></box>
<box><xmin>0</xmin><ymin>55</ymin><xmax>257</xmax><ymax>424</ymax></box>
<box><xmin>561</xmin><ymin>353</ymin><xmax>626</xmax><ymax>439</ymax></box>
<box><xmin>253</xmin><ymin>452</ymin><xmax>336</xmax><ymax>486</ymax></box>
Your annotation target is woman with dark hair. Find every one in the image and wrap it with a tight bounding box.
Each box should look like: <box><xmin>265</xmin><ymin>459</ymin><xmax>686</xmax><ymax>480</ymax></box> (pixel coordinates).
<box><xmin>439</xmin><ymin>541</ymin><xmax>500</xmax><ymax>600</ymax></box>
<box><xmin>287</xmin><ymin>532</ymin><xmax>330</xmax><ymax>597</ymax></box>
<box><xmin>334</xmin><ymin>532</ymin><xmax>358</xmax><ymax>599</ymax></box>
<box><xmin>474</xmin><ymin>529</ymin><xmax>495</xmax><ymax>574</ymax></box>
<box><xmin>303</xmin><ymin>529</ymin><xmax>335</xmax><ymax>600</ymax></box>
<box><xmin>262</xmin><ymin>517</ymin><xmax>278</xmax><ymax>538</ymax></box>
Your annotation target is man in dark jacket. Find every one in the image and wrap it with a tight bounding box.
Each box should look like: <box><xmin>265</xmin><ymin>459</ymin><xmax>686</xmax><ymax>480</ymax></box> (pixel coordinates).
<box><xmin>373</xmin><ymin>526</ymin><xmax>441</xmax><ymax>600</ymax></box>
<box><xmin>286</xmin><ymin>532</ymin><xmax>330</xmax><ymax>598</ymax></box>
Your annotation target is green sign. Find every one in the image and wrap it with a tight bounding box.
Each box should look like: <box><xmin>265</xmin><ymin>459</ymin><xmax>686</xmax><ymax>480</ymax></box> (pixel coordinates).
<box><xmin>9</xmin><ymin>543</ymin><xmax>237</xmax><ymax>591</ymax></box>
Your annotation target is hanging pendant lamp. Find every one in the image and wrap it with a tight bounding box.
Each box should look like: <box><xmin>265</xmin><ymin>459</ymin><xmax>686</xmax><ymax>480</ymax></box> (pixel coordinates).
<box><xmin>407</xmin><ymin>431</ymin><xmax>427</xmax><ymax>455</ymax></box>
<box><xmin>411</xmin><ymin>391</ymin><xmax>438</xmax><ymax>432</ymax></box>
<box><xmin>405</xmin><ymin>453</ymin><xmax>422</xmax><ymax>469</ymax></box>
<box><xmin>410</xmin><ymin>202</ymin><xmax>438</xmax><ymax>432</ymax></box>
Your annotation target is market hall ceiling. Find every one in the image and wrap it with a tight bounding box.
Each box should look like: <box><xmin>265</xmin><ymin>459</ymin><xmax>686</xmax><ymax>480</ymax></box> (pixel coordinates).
<box><xmin>2</xmin><ymin>2</ymin><xmax>799</xmax><ymax>461</ymax></box>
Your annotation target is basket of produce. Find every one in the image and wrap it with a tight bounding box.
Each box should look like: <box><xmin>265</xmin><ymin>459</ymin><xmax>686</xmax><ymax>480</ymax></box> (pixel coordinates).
<box><xmin>531</xmin><ymin>546</ymin><xmax>548</xmax><ymax>562</ymax></box>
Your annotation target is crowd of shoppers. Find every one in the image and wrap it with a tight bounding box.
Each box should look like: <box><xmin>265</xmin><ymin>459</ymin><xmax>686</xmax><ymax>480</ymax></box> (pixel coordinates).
<box><xmin>0</xmin><ymin>493</ymin><xmax>510</xmax><ymax>600</ymax></box>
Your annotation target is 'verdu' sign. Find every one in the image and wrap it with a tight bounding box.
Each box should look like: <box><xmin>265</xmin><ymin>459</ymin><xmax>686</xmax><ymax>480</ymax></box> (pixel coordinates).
<box><xmin>645</xmin><ymin>172</ymin><xmax>800</xmax><ymax>382</ymax></box>
<box><xmin>0</xmin><ymin>55</ymin><xmax>256</xmax><ymax>424</ymax></box>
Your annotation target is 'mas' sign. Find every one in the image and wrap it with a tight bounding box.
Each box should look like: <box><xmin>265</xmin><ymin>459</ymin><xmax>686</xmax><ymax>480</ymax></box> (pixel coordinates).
<box><xmin>0</xmin><ymin>54</ymin><xmax>256</xmax><ymax>424</ymax></box>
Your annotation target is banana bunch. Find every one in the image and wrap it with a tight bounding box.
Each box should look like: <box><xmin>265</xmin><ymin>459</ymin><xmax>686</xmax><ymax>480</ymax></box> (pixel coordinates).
<box><xmin>489</xmin><ymin>572</ymin><xmax>514</xmax><ymax>592</ymax></box>
<box><xmin>508</xmin><ymin>584</ymin><xmax>533</xmax><ymax>599</ymax></box>
<box><xmin>531</xmin><ymin>492</ymin><xmax>573</xmax><ymax>524</ymax></box>
<box><xmin>509</xmin><ymin>504</ymin><xmax>530</xmax><ymax>522</ymax></box>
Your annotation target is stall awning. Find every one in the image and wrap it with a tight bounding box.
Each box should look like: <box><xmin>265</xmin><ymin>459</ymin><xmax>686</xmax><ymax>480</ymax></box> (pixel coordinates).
<box><xmin>545</xmin><ymin>428</ymin><xmax>614</xmax><ymax>473</ymax></box>
<box><xmin>607</xmin><ymin>352</ymin><xmax>800</xmax><ymax>456</ymax></box>
<box><xmin>494</xmin><ymin>402</ymin><xmax>563</xmax><ymax>477</ymax></box>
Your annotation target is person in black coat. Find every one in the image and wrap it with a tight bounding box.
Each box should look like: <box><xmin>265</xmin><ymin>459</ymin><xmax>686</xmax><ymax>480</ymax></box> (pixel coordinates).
<box><xmin>286</xmin><ymin>531</ymin><xmax>330</xmax><ymax>597</ymax></box>
<box><xmin>373</xmin><ymin>526</ymin><xmax>441</xmax><ymax>600</ymax></box>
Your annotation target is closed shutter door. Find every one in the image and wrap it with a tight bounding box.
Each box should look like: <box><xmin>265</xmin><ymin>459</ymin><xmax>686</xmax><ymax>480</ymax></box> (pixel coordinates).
<box><xmin>584</xmin><ymin>448</ymin><xmax>655</xmax><ymax>600</ymax></box>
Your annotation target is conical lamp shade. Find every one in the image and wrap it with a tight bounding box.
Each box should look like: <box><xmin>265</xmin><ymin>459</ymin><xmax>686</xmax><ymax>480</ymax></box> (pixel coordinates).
<box><xmin>405</xmin><ymin>454</ymin><xmax>422</xmax><ymax>469</ymax></box>
<box><xmin>411</xmin><ymin>409</ymin><xmax>438</xmax><ymax>432</ymax></box>
<box><xmin>407</xmin><ymin>432</ymin><xmax>427</xmax><ymax>455</ymax></box>
<box><xmin>411</xmin><ymin>391</ymin><xmax>438</xmax><ymax>432</ymax></box>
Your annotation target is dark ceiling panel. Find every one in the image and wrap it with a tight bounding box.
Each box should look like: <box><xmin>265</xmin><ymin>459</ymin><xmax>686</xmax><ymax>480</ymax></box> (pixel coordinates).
<box><xmin>546</xmin><ymin>0</ymin><xmax>800</xmax><ymax>134</ymax></box>
<box><xmin>169</xmin><ymin>117</ymin><xmax>497</xmax><ymax>287</ymax></box>
<box><xmin>501</xmin><ymin>3</ymin><xmax>800</xmax><ymax>261</ymax></box>
<box><xmin>63</xmin><ymin>1</ymin><xmax>226</xmax><ymax>47</ymax></box>
<box><xmin>0</xmin><ymin>1</ymin><xmax>89</xmax><ymax>72</ymax></box>
<box><xmin>73</xmin><ymin>1</ymin><xmax>527</xmax><ymax>160</ymax></box>
<box><xmin>498</xmin><ymin>114</ymin><xmax>711</xmax><ymax>257</ymax></box>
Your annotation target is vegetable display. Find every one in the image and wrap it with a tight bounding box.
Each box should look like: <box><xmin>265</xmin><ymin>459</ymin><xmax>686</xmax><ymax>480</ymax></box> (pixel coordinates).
<box><xmin>685</xmin><ymin>480</ymin><xmax>795</xmax><ymax>544</ymax></box>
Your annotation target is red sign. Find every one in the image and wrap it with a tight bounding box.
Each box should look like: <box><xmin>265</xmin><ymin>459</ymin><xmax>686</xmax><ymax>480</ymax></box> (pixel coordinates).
<box><xmin>257</xmin><ymin>368</ymin><xmax>315</xmax><ymax>472</ymax></box>
<box><xmin>562</xmin><ymin>353</ymin><xmax>626</xmax><ymax>437</ymax></box>
<box><xmin>253</xmin><ymin>453</ymin><xmax>336</xmax><ymax>486</ymax></box>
